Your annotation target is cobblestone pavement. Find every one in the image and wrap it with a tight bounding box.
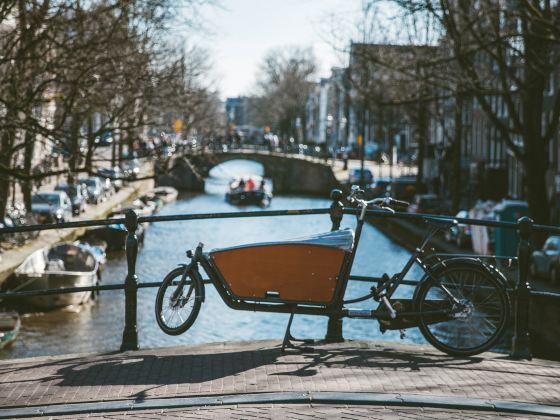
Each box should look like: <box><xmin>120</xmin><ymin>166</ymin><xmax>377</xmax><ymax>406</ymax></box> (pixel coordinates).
<box><xmin>49</xmin><ymin>404</ymin><xmax>549</xmax><ymax>419</ymax></box>
<box><xmin>0</xmin><ymin>340</ymin><xmax>558</xmax><ymax>417</ymax></box>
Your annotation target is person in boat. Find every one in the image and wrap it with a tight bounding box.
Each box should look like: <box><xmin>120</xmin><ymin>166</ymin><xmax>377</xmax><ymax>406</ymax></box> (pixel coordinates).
<box><xmin>259</xmin><ymin>179</ymin><xmax>266</xmax><ymax>191</ymax></box>
<box><xmin>237</xmin><ymin>178</ymin><xmax>245</xmax><ymax>192</ymax></box>
<box><xmin>245</xmin><ymin>177</ymin><xmax>255</xmax><ymax>191</ymax></box>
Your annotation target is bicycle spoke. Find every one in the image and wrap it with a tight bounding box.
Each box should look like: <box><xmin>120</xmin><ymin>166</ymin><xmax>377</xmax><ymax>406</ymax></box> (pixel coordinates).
<box><xmin>418</xmin><ymin>265</ymin><xmax>508</xmax><ymax>355</ymax></box>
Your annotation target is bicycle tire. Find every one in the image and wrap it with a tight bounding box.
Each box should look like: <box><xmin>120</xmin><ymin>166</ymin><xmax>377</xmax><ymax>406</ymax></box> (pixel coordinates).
<box><xmin>155</xmin><ymin>266</ymin><xmax>202</xmax><ymax>336</ymax></box>
<box><xmin>414</xmin><ymin>262</ymin><xmax>510</xmax><ymax>356</ymax></box>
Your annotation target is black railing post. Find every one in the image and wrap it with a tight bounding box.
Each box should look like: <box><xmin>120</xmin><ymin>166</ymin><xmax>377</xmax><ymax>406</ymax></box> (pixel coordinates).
<box><xmin>121</xmin><ymin>210</ymin><xmax>139</xmax><ymax>351</ymax></box>
<box><xmin>510</xmin><ymin>216</ymin><xmax>533</xmax><ymax>360</ymax></box>
<box><xmin>326</xmin><ymin>189</ymin><xmax>344</xmax><ymax>343</ymax></box>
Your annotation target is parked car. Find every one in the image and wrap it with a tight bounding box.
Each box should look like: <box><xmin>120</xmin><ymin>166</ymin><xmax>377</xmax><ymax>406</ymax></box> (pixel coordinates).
<box><xmin>366</xmin><ymin>177</ymin><xmax>392</xmax><ymax>199</ymax></box>
<box><xmin>444</xmin><ymin>210</ymin><xmax>472</xmax><ymax>248</ymax></box>
<box><xmin>55</xmin><ymin>184</ymin><xmax>87</xmax><ymax>215</ymax></box>
<box><xmin>348</xmin><ymin>168</ymin><xmax>373</xmax><ymax>185</ymax></box>
<box><xmin>388</xmin><ymin>176</ymin><xmax>420</xmax><ymax>201</ymax></box>
<box><xmin>98</xmin><ymin>166</ymin><xmax>124</xmax><ymax>192</ymax></box>
<box><xmin>31</xmin><ymin>191</ymin><xmax>72</xmax><ymax>223</ymax></box>
<box><xmin>530</xmin><ymin>235</ymin><xmax>560</xmax><ymax>283</ymax></box>
<box><xmin>78</xmin><ymin>177</ymin><xmax>104</xmax><ymax>205</ymax></box>
<box><xmin>120</xmin><ymin>158</ymin><xmax>140</xmax><ymax>179</ymax></box>
<box><xmin>408</xmin><ymin>194</ymin><xmax>441</xmax><ymax>214</ymax></box>
<box><xmin>94</xmin><ymin>131</ymin><xmax>114</xmax><ymax>146</ymax></box>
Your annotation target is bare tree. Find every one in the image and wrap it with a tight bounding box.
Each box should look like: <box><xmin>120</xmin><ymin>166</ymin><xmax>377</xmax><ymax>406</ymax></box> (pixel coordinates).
<box><xmin>376</xmin><ymin>0</ymin><xmax>560</xmax><ymax>226</ymax></box>
<box><xmin>251</xmin><ymin>47</ymin><xmax>316</xmax><ymax>142</ymax></box>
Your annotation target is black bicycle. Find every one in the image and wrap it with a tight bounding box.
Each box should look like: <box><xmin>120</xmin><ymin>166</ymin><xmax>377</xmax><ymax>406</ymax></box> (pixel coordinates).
<box><xmin>155</xmin><ymin>186</ymin><xmax>510</xmax><ymax>356</ymax></box>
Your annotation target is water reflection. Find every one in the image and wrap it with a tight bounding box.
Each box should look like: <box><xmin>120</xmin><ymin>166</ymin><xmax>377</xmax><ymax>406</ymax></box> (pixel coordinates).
<box><xmin>2</xmin><ymin>159</ymin><xmax>426</xmax><ymax>360</ymax></box>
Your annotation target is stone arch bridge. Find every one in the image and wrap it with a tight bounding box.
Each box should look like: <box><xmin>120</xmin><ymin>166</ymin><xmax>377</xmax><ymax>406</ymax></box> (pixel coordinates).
<box><xmin>156</xmin><ymin>149</ymin><xmax>341</xmax><ymax>195</ymax></box>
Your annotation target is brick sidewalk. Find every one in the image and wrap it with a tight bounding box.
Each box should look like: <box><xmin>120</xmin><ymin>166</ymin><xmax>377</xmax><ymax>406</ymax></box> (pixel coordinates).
<box><xmin>0</xmin><ymin>340</ymin><xmax>558</xmax><ymax>415</ymax></box>
<box><xmin>49</xmin><ymin>404</ymin><xmax>546</xmax><ymax>419</ymax></box>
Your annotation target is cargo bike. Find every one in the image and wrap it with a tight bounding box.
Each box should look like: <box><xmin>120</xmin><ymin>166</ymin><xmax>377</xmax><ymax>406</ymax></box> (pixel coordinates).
<box><xmin>155</xmin><ymin>187</ymin><xmax>510</xmax><ymax>356</ymax></box>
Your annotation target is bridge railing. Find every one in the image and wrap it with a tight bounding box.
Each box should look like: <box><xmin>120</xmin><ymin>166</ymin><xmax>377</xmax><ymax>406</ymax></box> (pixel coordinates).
<box><xmin>0</xmin><ymin>191</ymin><xmax>559</xmax><ymax>359</ymax></box>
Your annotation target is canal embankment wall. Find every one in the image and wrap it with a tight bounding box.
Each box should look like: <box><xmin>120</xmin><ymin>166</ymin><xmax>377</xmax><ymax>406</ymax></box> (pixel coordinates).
<box><xmin>0</xmin><ymin>176</ymin><xmax>154</xmax><ymax>286</ymax></box>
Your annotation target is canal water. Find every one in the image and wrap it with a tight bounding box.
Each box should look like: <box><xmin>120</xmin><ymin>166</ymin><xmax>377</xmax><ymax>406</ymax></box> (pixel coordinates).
<box><xmin>2</xmin><ymin>160</ymin><xmax>427</xmax><ymax>360</ymax></box>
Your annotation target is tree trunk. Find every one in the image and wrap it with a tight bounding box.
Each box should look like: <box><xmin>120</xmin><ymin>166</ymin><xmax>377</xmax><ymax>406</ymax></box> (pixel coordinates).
<box><xmin>451</xmin><ymin>94</ymin><xmax>464</xmax><ymax>214</ymax></box>
<box><xmin>0</xmin><ymin>113</ymin><xmax>17</xmax><ymax>218</ymax></box>
<box><xmin>523</xmin><ymin>145</ymin><xmax>550</xmax><ymax>247</ymax></box>
<box><xmin>22</xmin><ymin>128</ymin><xmax>35</xmax><ymax>212</ymax></box>
<box><xmin>67</xmin><ymin>117</ymin><xmax>81</xmax><ymax>185</ymax></box>
<box><xmin>84</xmin><ymin>114</ymin><xmax>95</xmax><ymax>172</ymax></box>
<box><xmin>415</xmin><ymin>103</ymin><xmax>427</xmax><ymax>192</ymax></box>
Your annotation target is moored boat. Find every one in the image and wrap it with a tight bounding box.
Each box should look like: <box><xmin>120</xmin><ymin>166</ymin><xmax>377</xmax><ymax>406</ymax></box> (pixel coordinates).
<box><xmin>11</xmin><ymin>244</ymin><xmax>100</xmax><ymax>309</ymax></box>
<box><xmin>225</xmin><ymin>176</ymin><xmax>272</xmax><ymax>207</ymax></box>
<box><xmin>110</xmin><ymin>199</ymin><xmax>155</xmax><ymax>218</ymax></box>
<box><xmin>138</xmin><ymin>193</ymin><xmax>164</xmax><ymax>213</ymax></box>
<box><xmin>152</xmin><ymin>186</ymin><xmax>178</xmax><ymax>203</ymax></box>
<box><xmin>0</xmin><ymin>312</ymin><xmax>20</xmax><ymax>350</ymax></box>
<box><xmin>80</xmin><ymin>222</ymin><xmax>145</xmax><ymax>251</ymax></box>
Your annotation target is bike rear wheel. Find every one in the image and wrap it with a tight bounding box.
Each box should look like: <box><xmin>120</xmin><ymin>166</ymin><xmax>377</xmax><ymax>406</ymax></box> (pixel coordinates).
<box><xmin>415</xmin><ymin>263</ymin><xmax>510</xmax><ymax>356</ymax></box>
<box><xmin>155</xmin><ymin>266</ymin><xmax>202</xmax><ymax>335</ymax></box>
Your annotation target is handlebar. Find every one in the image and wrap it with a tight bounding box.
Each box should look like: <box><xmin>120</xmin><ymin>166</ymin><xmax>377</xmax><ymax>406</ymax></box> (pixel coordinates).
<box><xmin>347</xmin><ymin>186</ymin><xmax>410</xmax><ymax>210</ymax></box>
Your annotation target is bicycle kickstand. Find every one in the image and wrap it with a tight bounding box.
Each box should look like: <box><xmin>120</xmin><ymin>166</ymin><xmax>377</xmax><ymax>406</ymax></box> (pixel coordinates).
<box><xmin>281</xmin><ymin>313</ymin><xmax>314</xmax><ymax>352</ymax></box>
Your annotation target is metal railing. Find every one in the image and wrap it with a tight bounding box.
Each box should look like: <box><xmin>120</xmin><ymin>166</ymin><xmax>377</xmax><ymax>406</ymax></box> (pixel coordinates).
<box><xmin>0</xmin><ymin>190</ymin><xmax>559</xmax><ymax>360</ymax></box>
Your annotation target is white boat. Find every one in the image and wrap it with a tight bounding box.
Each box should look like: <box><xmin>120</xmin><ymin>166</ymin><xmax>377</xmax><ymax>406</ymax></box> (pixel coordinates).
<box><xmin>11</xmin><ymin>243</ymin><xmax>100</xmax><ymax>309</ymax></box>
<box><xmin>152</xmin><ymin>186</ymin><xmax>178</xmax><ymax>203</ymax></box>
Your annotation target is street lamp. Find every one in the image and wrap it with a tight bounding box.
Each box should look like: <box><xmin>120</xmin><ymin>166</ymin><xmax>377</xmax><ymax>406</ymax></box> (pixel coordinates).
<box><xmin>326</xmin><ymin>114</ymin><xmax>333</xmax><ymax>165</ymax></box>
<box><xmin>340</xmin><ymin>117</ymin><xmax>348</xmax><ymax>170</ymax></box>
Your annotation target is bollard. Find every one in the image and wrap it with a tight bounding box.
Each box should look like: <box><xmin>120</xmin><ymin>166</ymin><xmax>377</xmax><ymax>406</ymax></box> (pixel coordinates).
<box><xmin>326</xmin><ymin>189</ymin><xmax>344</xmax><ymax>343</ymax></box>
<box><xmin>121</xmin><ymin>210</ymin><xmax>139</xmax><ymax>351</ymax></box>
<box><xmin>510</xmin><ymin>216</ymin><xmax>532</xmax><ymax>360</ymax></box>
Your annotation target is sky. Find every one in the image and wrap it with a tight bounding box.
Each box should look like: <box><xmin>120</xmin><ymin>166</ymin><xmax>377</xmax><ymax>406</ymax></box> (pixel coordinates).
<box><xmin>195</xmin><ymin>0</ymin><xmax>363</xmax><ymax>99</ymax></box>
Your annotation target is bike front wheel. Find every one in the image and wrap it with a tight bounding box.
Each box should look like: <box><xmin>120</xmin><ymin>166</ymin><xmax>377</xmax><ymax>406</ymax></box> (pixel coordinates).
<box><xmin>155</xmin><ymin>266</ymin><xmax>203</xmax><ymax>335</ymax></box>
<box><xmin>415</xmin><ymin>263</ymin><xmax>510</xmax><ymax>356</ymax></box>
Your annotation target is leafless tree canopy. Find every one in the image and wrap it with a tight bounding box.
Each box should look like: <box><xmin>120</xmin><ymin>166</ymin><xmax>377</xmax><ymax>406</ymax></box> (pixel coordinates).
<box><xmin>251</xmin><ymin>47</ymin><xmax>316</xmax><ymax>141</ymax></box>
<box><xmin>359</xmin><ymin>0</ymin><xmax>560</xmax><ymax>225</ymax></box>
<box><xmin>0</xmin><ymin>0</ymin><xmax>221</xmax><ymax>217</ymax></box>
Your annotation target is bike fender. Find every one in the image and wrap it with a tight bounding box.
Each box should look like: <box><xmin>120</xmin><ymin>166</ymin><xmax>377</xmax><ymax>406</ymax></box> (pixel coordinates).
<box><xmin>413</xmin><ymin>257</ymin><xmax>510</xmax><ymax>303</ymax></box>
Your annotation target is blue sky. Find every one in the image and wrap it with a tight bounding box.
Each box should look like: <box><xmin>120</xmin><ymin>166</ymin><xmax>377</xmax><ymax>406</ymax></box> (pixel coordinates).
<box><xmin>195</xmin><ymin>0</ymin><xmax>363</xmax><ymax>99</ymax></box>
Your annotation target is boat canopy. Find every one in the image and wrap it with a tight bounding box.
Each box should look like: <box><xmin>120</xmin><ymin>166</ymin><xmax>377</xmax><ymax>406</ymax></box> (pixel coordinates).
<box><xmin>211</xmin><ymin>229</ymin><xmax>354</xmax><ymax>253</ymax></box>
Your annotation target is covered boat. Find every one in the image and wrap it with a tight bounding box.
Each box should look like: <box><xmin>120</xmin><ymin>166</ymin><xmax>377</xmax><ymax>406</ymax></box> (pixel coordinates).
<box><xmin>152</xmin><ymin>186</ymin><xmax>178</xmax><ymax>203</ymax></box>
<box><xmin>81</xmin><ymin>222</ymin><xmax>145</xmax><ymax>251</ymax></box>
<box><xmin>0</xmin><ymin>312</ymin><xmax>20</xmax><ymax>350</ymax></box>
<box><xmin>225</xmin><ymin>176</ymin><xmax>272</xmax><ymax>207</ymax></box>
<box><xmin>11</xmin><ymin>243</ymin><xmax>100</xmax><ymax>309</ymax></box>
<box><xmin>209</xmin><ymin>229</ymin><xmax>354</xmax><ymax>304</ymax></box>
<box><xmin>110</xmin><ymin>199</ymin><xmax>155</xmax><ymax>218</ymax></box>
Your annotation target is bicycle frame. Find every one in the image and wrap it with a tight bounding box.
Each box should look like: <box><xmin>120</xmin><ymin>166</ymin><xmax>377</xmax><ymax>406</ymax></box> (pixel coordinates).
<box><xmin>187</xmin><ymin>204</ymin><xmax>457</xmax><ymax>328</ymax></box>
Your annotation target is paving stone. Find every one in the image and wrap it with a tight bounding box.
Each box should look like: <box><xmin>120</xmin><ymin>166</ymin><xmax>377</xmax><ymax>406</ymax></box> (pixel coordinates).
<box><xmin>0</xmin><ymin>340</ymin><xmax>558</xmax><ymax>417</ymax></box>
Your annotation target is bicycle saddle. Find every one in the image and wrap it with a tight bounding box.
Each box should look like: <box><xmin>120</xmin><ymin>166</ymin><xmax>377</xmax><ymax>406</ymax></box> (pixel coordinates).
<box><xmin>424</xmin><ymin>217</ymin><xmax>457</xmax><ymax>230</ymax></box>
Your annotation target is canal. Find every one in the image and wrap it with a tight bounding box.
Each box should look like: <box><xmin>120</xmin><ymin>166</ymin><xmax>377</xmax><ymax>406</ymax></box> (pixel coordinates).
<box><xmin>1</xmin><ymin>160</ymin><xmax>427</xmax><ymax>360</ymax></box>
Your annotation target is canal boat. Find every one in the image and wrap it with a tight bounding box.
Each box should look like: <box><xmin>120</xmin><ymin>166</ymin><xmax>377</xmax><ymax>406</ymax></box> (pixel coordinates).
<box><xmin>152</xmin><ymin>186</ymin><xmax>178</xmax><ymax>203</ymax></box>
<box><xmin>80</xmin><ymin>222</ymin><xmax>145</xmax><ymax>251</ymax></box>
<box><xmin>225</xmin><ymin>176</ymin><xmax>272</xmax><ymax>207</ymax></box>
<box><xmin>139</xmin><ymin>193</ymin><xmax>164</xmax><ymax>213</ymax></box>
<box><xmin>110</xmin><ymin>199</ymin><xmax>155</xmax><ymax>218</ymax></box>
<box><xmin>0</xmin><ymin>312</ymin><xmax>20</xmax><ymax>350</ymax></box>
<box><xmin>11</xmin><ymin>243</ymin><xmax>100</xmax><ymax>309</ymax></box>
